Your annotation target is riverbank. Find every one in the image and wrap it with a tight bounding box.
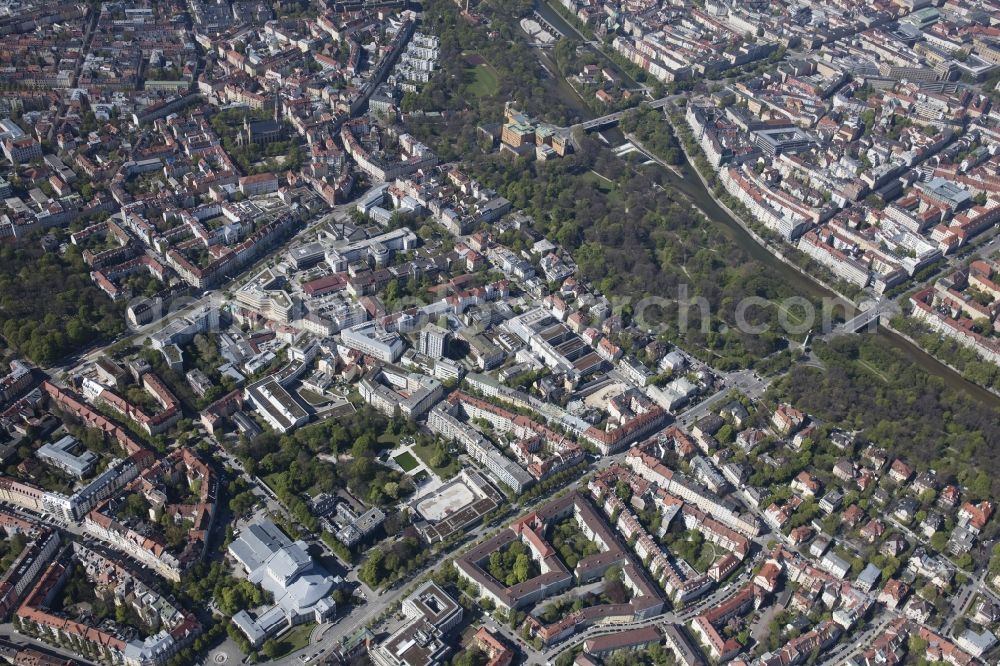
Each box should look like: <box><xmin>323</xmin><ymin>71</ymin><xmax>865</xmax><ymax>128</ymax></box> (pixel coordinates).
<box><xmin>634</xmin><ymin>106</ymin><xmax>1000</xmax><ymax>408</ymax></box>
<box><xmin>623</xmin><ymin>132</ymin><xmax>684</xmax><ymax>177</ymax></box>
<box><xmin>657</xmin><ymin>113</ymin><xmax>862</xmax><ymax>309</ymax></box>
<box><xmin>879</xmin><ymin>315</ymin><xmax>1000</xmax><ymax>398</ymax></box>
<box><xmin>880</xmin><ymin>321</ymin><xmax>1000</xmax><ymax>402</ymax></box>
<box><xmin>533</xmin><ymin>0</ymin><xmax>643</xmax><ymax>91</ymax></box>
<box><xmin>506</xmin><ymin>15</ymin><xmax>1000</xmax><ymax>407</ymax></box>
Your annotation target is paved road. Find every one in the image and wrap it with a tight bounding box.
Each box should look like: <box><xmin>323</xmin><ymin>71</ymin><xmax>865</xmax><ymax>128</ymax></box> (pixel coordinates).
<box><xmin>0</xmin><ymin>626</ymin><xmax>103</xmax><ymax>666</ymax></box>
<box><xmin>533</xmin><ymin>564</ymin><xmax>764</xmax><ymax>664</ymax></box>
<box><xmin>533</xmin><ymin>0</ymin><xmax>642</xmax><ymax>91</ymax></box>
<box><xmin>258</xmin><ymin>369</ymin><xmax>773</xmax><ymax>666</ymax></box>
<box><xmin>817</xmin><ymin>611</ymin><xmax>900</xmax><ymax>666</ymax></box>
<box><xmin>47</xmin><ymin>196</ymin><xmax>365</xmax><ymax>381</ymax></box>
<box><xmin>677</xmin><ymin>369</ymin><xmax>769</xmax><ymax>429</ymax></box>
<box><xmin>264</xmin><ymin>445</ymin><xmax>644</xmax><ymax>666</ymax></box>
<box><xmin>942</xmin><ymin>566</ymin><xmax>1000</xmax><ymax>636</ymax></box>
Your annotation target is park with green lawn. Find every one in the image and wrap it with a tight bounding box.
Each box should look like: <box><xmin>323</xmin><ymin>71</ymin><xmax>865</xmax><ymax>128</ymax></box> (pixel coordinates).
<box><xmin>464</xmin><ymin>53</ymin><xmax>500</xmax><ymax>98</ymax></box>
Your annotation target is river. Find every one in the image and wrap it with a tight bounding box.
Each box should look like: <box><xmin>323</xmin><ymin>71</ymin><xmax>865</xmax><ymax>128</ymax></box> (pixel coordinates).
<box><xmin>652</xmin><ymin>150</ymin><xmax>1000</xmax><ymax>407</ymax></box>
<box><xmin>646</xmin><ymin>138</ymin><xmax>1000</xmax><ymax>406</ymax></box>
<box><xmin>524</xmin><ymin>16</ymin><xmax>1000</xmax><ymax>408</ymax></box>
<box><xmin>533</xmin><ymin>0</ymin><xmax>642</xmax><ymax>90</ymax></box>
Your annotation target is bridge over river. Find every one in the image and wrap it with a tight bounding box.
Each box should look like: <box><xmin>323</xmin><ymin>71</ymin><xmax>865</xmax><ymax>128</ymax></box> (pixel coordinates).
<box><xmin>562</xmin><ymin>96</ymin><xmax>673</xmax><ymax>133</ymax></box>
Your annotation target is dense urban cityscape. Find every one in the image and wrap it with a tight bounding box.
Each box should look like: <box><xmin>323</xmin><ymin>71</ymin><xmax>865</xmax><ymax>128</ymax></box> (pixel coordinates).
<box><xmin>0</xmin><ymin>0</ymin><xmax>999</xmax><ymax>665</ymax></box>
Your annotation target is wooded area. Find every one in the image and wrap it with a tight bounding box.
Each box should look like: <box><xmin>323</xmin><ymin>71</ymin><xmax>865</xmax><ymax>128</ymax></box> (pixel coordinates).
<box><xmin>466</xmin><ymin>146</ymin><xmax>802</xmax><ymax>369</ymax></box>
<box><xmin>404</xmin><ymin>0</ymin><xmax>583</xmax><ymax>161</ymax></box>
<box><xmin>772</xmin><ymin>336</ymin><xmax>1000</xmax><ymax>501</ymax></box>
<box><xmin>0</xmin><ymin>242</ymin><xmax>123</xmax><ymax>365</ymax></box>
<box><xmin>233</xmin><ymin>407</ymin><xmax>422</xmax><ymax>532</ymax></box>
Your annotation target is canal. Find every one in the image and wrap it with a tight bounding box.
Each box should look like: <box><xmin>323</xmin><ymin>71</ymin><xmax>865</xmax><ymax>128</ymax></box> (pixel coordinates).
<box><xmin>532</xmin><ymin>0</ymin><xmax>585</xmax><ymax>43</ymax></box>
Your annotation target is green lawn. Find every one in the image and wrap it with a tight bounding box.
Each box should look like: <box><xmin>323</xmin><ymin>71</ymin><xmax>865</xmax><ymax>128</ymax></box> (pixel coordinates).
<box><xmin>377</xmin><ymin>433</ymin><xmax>401</xmax><ymax>447</ymax></box>
<box><xmin>582</xmin><ymin>170</ymin><xmax>614</xmax><ymax>194</ymax></box>
<box><xmin>413</xmin><ymin>441</ymin><xmax>462</xmax><ymax>479</ymax></box>
<box><xmin>466</xmin><ymin>63</ymin><xmax>500</xmax><ymax>98</ymax></box>
<box><xmin>266</xmin><ymin>622</ymin><xmax>314</xmax><ymax>658</ymax></box>
<box><xmin>581</xmin><ymin>170</ymin><xmax>622</xmax><ymax>206</ymax></box>
<box><xmin>393</xmin><ymin>451</ymin><xmax>420</xmax><ymax>473</ymax></box>
<box><xmin>203</xmin><ymin>215</ymin><xmax>230</xmax><ymax>230</ymax></box>
<box><xmin>686</xmin><ymin>541</ymin><xmax>719</xmax><ymax>574</ymax></box>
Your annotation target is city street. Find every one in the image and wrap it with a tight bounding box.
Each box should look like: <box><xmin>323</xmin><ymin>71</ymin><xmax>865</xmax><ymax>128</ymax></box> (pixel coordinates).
<box><xmin>0</xmin><ymin>626</ymin><xmax>103</xmax><ymax>665</ymax></box>
<box><xmin>3</xmin><ymin>1</ymin><xmax>1000</xmax><ymax>666</ymax></box>
<box><xmin>47</xmin><ymin>195</ymin><xmax>371</xmax><ymax>382</ymax></box>
<box><xmin>817</xmin><ymin>611</ymin><xmax>901</xmax><ymax>666</ymax></box>
<box><xmin>678</xmin><ymin>369</ymin><xmax>770</xmax><ymax>429</ymax></box>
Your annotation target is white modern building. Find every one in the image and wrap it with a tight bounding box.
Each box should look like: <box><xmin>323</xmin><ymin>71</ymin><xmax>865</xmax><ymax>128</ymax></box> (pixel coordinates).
<box><xmin>229</xmin><ymin>520</ymin><xmax>338</xmax><ymax>648</ymax></box>
<box><xmin>340</xmin><ymin>322</ymin><xmax>405</xmax><ymax>362</ymax></box>
<box><xmin>427</xmin><ymin>402</ymin><xmax>534</xmax><ymax>493</ymax></box>
<box><xmin>245</xmin><ymin>376</ymin><xmax>309</xmax><ymax>433</ymax></box>
<box><xmin>36</xmin><ymin>435</ymin><xmax>98</xmax><ymax>479</ymax></box>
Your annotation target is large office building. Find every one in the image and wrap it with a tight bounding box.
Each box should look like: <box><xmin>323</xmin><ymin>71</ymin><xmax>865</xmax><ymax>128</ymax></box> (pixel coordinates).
<box><xmin>368</xmin><ymin>582</ymin><xmax>463</xmax><ymax>666</ymax></box>
<box><xmin>427</xmin><ymin>402</ymin><xmax>534</xmax><ymax>494</ymax></box>
<box><xmin>245</xmin><ymin>376</ymin><xmax>309</xmax><ymax>433</ymax></box>
<box><xmin>340</xmin><ymin>321</ymin><xmax>405</xmax><ymax>362</ymax></box>
<box><xmin>358</xmin><ymin>366</ymin><xmax>443</xmax><ymax>419</ymax></box>
<box><xmin>323</xmin><ymin>227</ymin><xmax>418</xmax><ymax>272</ymax></box>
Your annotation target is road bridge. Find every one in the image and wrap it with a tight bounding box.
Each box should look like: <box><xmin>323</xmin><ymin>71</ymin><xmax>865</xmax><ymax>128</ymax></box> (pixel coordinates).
<box><xmin>818</xmin><ymin>300</ymin><xmax>899</xmax><ymax>342</ymax></box>
<box><xmin>569</xmin><ymin>96</ymin><xmax>673</xmax><ymax>133</ymax></box>
<box><xmin>841</xmin><ymin>306</ymin><xmax>882</xmax><ymax>333</ymax></box>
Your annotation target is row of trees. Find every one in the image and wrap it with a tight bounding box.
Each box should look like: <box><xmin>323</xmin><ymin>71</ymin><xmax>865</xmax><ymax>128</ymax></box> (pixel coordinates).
<box><xmin>891</xmin><ymin>315</ymin><xmax>1000</xmax><ymax>392</ymax></box>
